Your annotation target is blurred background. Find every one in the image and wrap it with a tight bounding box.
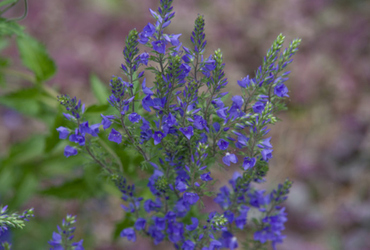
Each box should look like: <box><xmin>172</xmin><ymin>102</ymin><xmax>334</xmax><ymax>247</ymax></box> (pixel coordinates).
<box><xmin>1</xmin><ymin>0</ymin><xmax>370</xmax><ymax>249</ymax></box>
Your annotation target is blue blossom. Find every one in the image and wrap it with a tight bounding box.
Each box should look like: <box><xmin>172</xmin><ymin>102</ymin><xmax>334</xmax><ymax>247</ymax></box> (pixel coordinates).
<box><xmin>183</xmin><ymin>192</ymin><xmax>199</xmax><ymax>205</ymax></box>
<box><xmin>179</xmin><ymin>126</ymin><xmax>194</xmax><ymax>140</ymax></box>
<box><xmin>220</xmin><ymin>231</ymin><xmax>238</xmax><ymax>250</ymax></box>
<box><xmin>154</xmin><ymin>216</ymin><xmax>166</xmax><ymax>230</ymax></box>
<box><xmin>182</xmin><ymin>240</ymin><xmax>195</xmax><ymax>250</ymax></box>
<box><xmin>153</xmin><ymin>131</ymin><xmax>165</xmax><ymax>145</ymax></box>
<box><xmin>217</xmin><ymin>139</ymin><xmax>229</xmax><ymax>150</ymax></box>
<box><xmin>49</xmin><ymin>215</ymin><xmax>84</xmax><ymax>250</ymax></box>
<box><xmin>261</xmin><ymin>149</ymin><xmax>273</xmax><ymax>162</ymax></box>
<box><xmin>274</xmin><ymin>83</ymin><xmax>289</xmax><ymax>97</ymax></box>
<box><xmin>152</xmin><ymin>40</ymin><xmax>166</xmax><ymax>54</ymax></box>
<box><xmin>108</xmin><ymin>128</ymin><xmax>122</xmax><ymax>144</ymax></box>
<box><xmin>242</xmin><ymin>157</ymin><xmax>256</xmax><ymax>170</ymax></box>
<box><xmin>135</xmin><ymin>218</ymin><xmax>146</xmax><ymax>230</ymax></box>
<box><xmin>138</xmin><ymin>23</ymin><xmax>156</xmax><ymax>44</ymax></box>
<box><xmin>164</xmin><ymin>33</ymin><xmax>182</xmax><ymax>46</ymax></box>
<box><xmin>128</xmin><ymin>112</ymin><xmax>141</xmax><ymax>123</ymax></box>
<box><xmin>101</xmin><ymin>114</ymin><xmax>113</xmax><ymax>130</ymax></box>
<box><xmin>148</xmin><ymin>225</ymin><xmax>165</xmax><ymax>245</ymax></box>
<box><xmin>185</xmin><ymin>217</ymin><xmax>198</xmax><ymax>231</ymax></box>
<box><xmin>253</xmin><ymin>101</ymin><xmax>266</xmax><ymax>114</ymax></box>
<box><xmin>237</xmin><ymin>76</ymin><xmax>250</xmax><ymax>88</ymax></box>
<box><xmin>214</xmin><ymin>186</ymin><xmax>231</xmax><ymax>210</ymax></box>
<box><xmin>64</xmin><ymin>145</ymin><xmax>78</xmax><ymax>158</ymax></box>
<box><xmin>56</xmin><ymin>126</ymin><xmax>70</xmax><ymax>139</ymax></box>
<box><xmin>120</xmin><ymin>227</ymin><xmax>136</xmax><ymax>242</ymax></box>
<box><xmin>200</xmin><ymin>172</ymin><xmax>213</xmax><ymax>182</ymax></box>
<box><xmin>222</xmin><ymin>153</ymin><xmax>238</xmax><ymax>166</ymax></box>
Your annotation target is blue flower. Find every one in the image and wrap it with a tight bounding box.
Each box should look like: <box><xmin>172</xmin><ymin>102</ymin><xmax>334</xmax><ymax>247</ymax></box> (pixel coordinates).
<box><xmin>274</xmin><ymin>83</ymin><xmax>289</xmax><ymax>97</ymax></box>
<box><xmin>152</xmin><ymin>40</ymin><xmax>166</xmax><ymax>54</ymax></box>
<box><xmin>101</xmin><ymin>114</ymin><xmax>113</xmax><ymax>130</ymax></box>
<box><xmin>200</xmin><ymin>172</ymin><xmax>213</xmax><ymax>182</ymax></box>
<box><xmin>185</xmin><ymin>217</ymin><xmax>198</xmax><ymax>231</ymax></box>
<box><xmin>120</xmin><ymin>227</ymin><xmax>136</xmax><ymax>242</ymax></box>
<box><xmin>183</xmin><ymin>192</ymin><xmax>199</xmax><ymax>205</ymax></box>
<box><xmin>214</xmin><ymin>186</ymin><xmax>231</xmax><ymax>210</ymax></box>
<box><xmin>253</xmin><ymin>101</ymin><xmax>266</xmax><ymax>114</ymax></box>
<box><xmin>56</xmin><ymin>126</ymin><xmax>70</xmax><ymax>139</ymax></box>
<box><xmin>135</xmin><ymin>218</ymin><xmax>146</xmax><ymax>230</ymax></box>
<box><xmin>182</xmin><ymin>240</ymin><xmax>195</xmax><ymax>250</ymax></box>
<box><xmin>217</xmin><ymin>139</ymin><xmax>229</xmax><ymax>150</ymax></box>
<box><xmin>128</xmin><ymin>112</ymin><xmax>141</xmax><ymax>123</ymax></box>
<box><xmin>261</xmin><ymin>149</ymin><xmax>273</xmax><ymax>162</ymax></box>
<box><xmin>108</xmin><ymin>128</ymin><xmax>122</xmax><ymax>144</ymax></box>
<box><xmin>222</xmin><ymin>153</ymin><xmax>238</xmax><ymax>166</ymax></box>
<box><xmin>138</xmin><ymin>23</ymin><xmax>156</xmax><ymax>44</ymax></box>
<box><xmin>64</xmin><ymin>145</ymin><xmax>77</xmax><ymax>158</ymax></box>
<box><xmin>153</xmin><ymin>131</ymin><xmax>165</xmax><ymax>145</ymax></box>
<box><xmin>154</xmin><ymin>216</ymin><xmax>166</xmax><ymax>230</ymax></box>
<box><xmin>242</xmin><ymin>157</ymin><xmax>256</xmax><ymax>170</ymax></box>
<box><xmin>237</xmin><ymin>76</ymin><xmax>250</xmax><ymax>88</ymax></box>
<box><xmin>179</xmin><ymin>126</ymin><xmax>194</xmax><ymax>140</ymax></box>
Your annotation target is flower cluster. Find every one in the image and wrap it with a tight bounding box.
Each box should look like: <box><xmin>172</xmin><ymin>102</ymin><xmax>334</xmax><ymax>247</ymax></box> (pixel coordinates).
<box><xmin>48</xmin><ymin>215</ymin><xmax>84</xmax><ymax>250</ymax></box>
<box><xmin>0</xmin><ymin>205</ymin><xmax>34</xmax><ymax>237</ymax></box>
<box><xmin>57</xmin><ymin>0</ymin><xmax>300</xmax><ymax>249</ymax></box>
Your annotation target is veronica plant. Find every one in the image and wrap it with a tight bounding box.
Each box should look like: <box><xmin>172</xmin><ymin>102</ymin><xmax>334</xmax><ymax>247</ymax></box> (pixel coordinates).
<box><xmin>57</xmin><ymin>0</ymin><xmax>301</xmax><ymax>249</ymax></box>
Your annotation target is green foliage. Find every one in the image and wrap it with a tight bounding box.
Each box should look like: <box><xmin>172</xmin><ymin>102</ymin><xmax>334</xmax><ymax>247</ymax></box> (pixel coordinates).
<box><xmin>16</xmin><ymin>35</ymin><xmax>57</xmax><ymax>83</ymax></box>
<box><xmin>90</xmin><ymin>74</ymin><xmax>110</xmax><ymax>105</ymax></box>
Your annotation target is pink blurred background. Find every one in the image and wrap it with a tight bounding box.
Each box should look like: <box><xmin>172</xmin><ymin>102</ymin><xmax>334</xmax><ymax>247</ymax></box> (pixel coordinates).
<box><xmin>2</xmin><ymin>0</ymin><xmax>370</xmax><ymax>249</ymax></box>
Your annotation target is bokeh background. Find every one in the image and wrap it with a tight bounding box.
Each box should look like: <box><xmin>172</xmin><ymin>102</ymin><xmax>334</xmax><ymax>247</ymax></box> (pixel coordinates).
<box><xmin>1</xmin><ymin>0</ymin><xmax>370</xmax><ymax>249</ymax></box>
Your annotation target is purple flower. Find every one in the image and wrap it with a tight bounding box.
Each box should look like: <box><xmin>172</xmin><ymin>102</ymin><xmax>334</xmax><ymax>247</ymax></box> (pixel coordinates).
<box><xmin>153</xmin><ymin>131</ymin><xmax>165</xmax><ymax>145</ymax></box>
<box><xmin>242</xmin><ymin>157</ymin><xmax>256</xmax><ymax>170</ymax></box>
<box><xmin>56</xmin><ymin>126</ymin><xmax>70</xmax><ymax>139</ymax></box>
<box><xmin>183</xmin><ymin>240</ymin><xmax>195</xmax><ymax>250</ymax></box>
<box><xmin>200</xmin><ymin>172</ymin><xmax>213</xmax><ymax>182</ymax></box>
<box><xmin>154</xmin><ymin>216</ymin><xmax>166</xmax><ymax>230</ymax></box>
<box><xmin>253</xmin><ymin>101</ymin><xmax>266</xmax><ymax>114</ymax></box>
<box><xmin>214</xmin><ymin>186</ymin><xmax>231</xmax><ymax>209</ymax></box>
<box><xmin>183</xmin><ymin>192</ymin><xmax>199</xmax><ymax>205</ymax></box>
<box><xmin>259</xmin><ymin>137</ymin><xmax>272</xmax><ymax>149</ymax></box>
<box><xmin>179</xmin><ymin>126</ymin><xmax>194</xmax><ymax>140</ymax></box>
<box><xmin>231</xmin><ymin>95</ymin><xmax>244</xmax><ymax>109</ymax></box>
<box><xmin>128</xmin><ymin>113</ymin><xmax>141</xmax><ymax>123</ymax></box>
<box><xmin>261</xmin><ymin>149</ymin><xmax>273</xmax><ymax>162</ymax></box>
<box><xmin>193</xmin><ymin>115</ymin><xmax>208</xmax><ymax>131</ymax></box>
<box><xmin>138</xmin><ymin>23</ymin><xmax>156</xmax><ymax>44</ymax></box>
<box><xmin>164</xmin><ymin>34</ymin><xmax>182</xmax><ymax>46</ymax></box>
<box><xmin>186</xmin><ymin>217</ymin><xmax>198</xmax><ymax>231</ymax></box>
<box><xmin>64</xmin><ymin>145</ymin><xmax>77</xmax><ymax>158</ymax></box>
<box><xmin>176</xmin><ymin>180</ymin><xmax>188</xmax><ymax>192</ymax></box>
<box><xmin>120</xmin><ymin>227</ymin><xmax>136</xmax><ymax>242</ymax></box>
<box><xmin>217</xmin><ymin>139</ymin><xmax>229</xmax><ymax>150</ymax></box>
<box><xmin>274</xmin><ymin>83</ymin><xmax>289</xmax><ymax>97</ymax></box>
<box><xmin>237</xmin><ymin>76</ymin><xmax>250</xmax><ymax>88</ymax></box>
<box><xmin>235</xmin><ymin>214</ymin><xmax>247</xmax><ymax>229</ymax></box>
<box><xmin>152</xmin><ymin>40</ymin><xmax>166</xmax><ymax>54</ymax></box>
<box><xmin>108</xmin><ymin>128</ymin><xmax>122</xmax><ymax>144</ymax></box>
<box><xmin>148</xmin><ymin>226</ymin><xmax>165</xmax><ymax>245</ymax></box>
<box><xmin>221</xmin><ymin>231</ymin><xmax>238</xmax><ymax>250</ymax></box>
<box><xmin>222</xmin><ymin>153</ymin><xmax>238</xmax><ymax>166</ymax></box>
<box><xmin>101</xmin><ymin>114</ymin><xmax>112</xmax><ymax>130</ymax></box>
<box><xmin>135</xmin><ymin>218</ymin><xmax>146</xmax><ymax>230</ymax></box>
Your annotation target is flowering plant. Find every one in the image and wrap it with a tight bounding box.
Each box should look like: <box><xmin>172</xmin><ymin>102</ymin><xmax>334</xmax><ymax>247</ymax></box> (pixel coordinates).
<box><xmin>0</xmin><ymin>0</ymin><xmax>301</xmax><ymax>249</ymax></box>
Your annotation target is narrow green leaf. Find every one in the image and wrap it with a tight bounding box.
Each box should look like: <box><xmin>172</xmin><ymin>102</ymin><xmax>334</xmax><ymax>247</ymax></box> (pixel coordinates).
<box><xmin>0</xmin><ymin>19</ymin><xmax>24</xmax><ymax>36</ymax></box>
<box><xmin>90</xmin><ymin>74</ymin><xmax>109</xmax><ymax>104</ymax></box>
<box><xmin>0</xmin><ymin>87</ymin><xmax>41</xmax><ymax>116</ymax></box>
<box><xmin>0</xmin><ymin>0</ymin><xmax>17</xmax><ymax>8</ymax></box>
<box><xmin>16</xmin><ymin>35</ymin><xmax>56</xmax><ymax>83</ymax></box>
<box><xmin>40</xmin><ymin>178</ymin><xmax>97</xmax><ymax>200</ymax></box>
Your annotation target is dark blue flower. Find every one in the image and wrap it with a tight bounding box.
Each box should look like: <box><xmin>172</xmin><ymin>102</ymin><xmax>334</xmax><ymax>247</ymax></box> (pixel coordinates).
<box><xmin>242</xmin><ymin>157</ymin><xmax>256</xmax><ymax>170</ymax></box>
<box><xmin>253</xmin><ymin>101</ymin><xmax>266</xmax><ymax>114</ymax></box>
<box><xmin>108</xmin><ymin>128</ymin><xmax>122</xmax><ymax>144</ymax></box>
<box><xmin>56</xmin><ymin>126</ymin><xmax>70</xmax><ymax>139</ymax></box>
<box><xmin>214</xmin><ymin>186</ymin><xmax>231</xmax><ymax>210</ymax></box>
<box><xmin>182</xmin><ymin>240</ymin><xmax>195</xmax><ymax>250</ymax></box>
<box><xmin>222</xmin><ymin>153</ymin><xmax>238</xmax><ymax>166</ymax></box>
<box><xmin>200</xmin><ymin>172</ymin><xmax>213</xmax><ymax>182</ymax></box>
<box><xmin>148</xmin><ymin>226</ymin><xmax>165</xmax><ymax>245</ymax></box>
<box><xmin>138</xmin><ymin>23</ymin><xmax>156</xmax><ymax>44</ymax></box>
<box><xmin>128</xmin><ymin>112</ymin><xmax>141</xmax><ymax>123</ymax></box>
<box><xmin>154</xmin><ymin>216</ymin><xmax>166</xmax><ymax>230</ymax></box>
<box><xmin>152</xmin><ymin>40</ymin><xmax>166</xmax><ymax>54</ymax></box>
<box><xmin>183</xmin><ymin>192</ymin><xmax>199</xmax><ymax>205</ymax></box>
<box><xmin>186</xmin><ymin>217</ymin><xmax>198</xmax><ymax>231</ymax></box>
<box><xmin>235</xmin><ymin>213</ymin><xmax>247</xmax><ymax>229</ymax></box>
<box><xmin>261</xmin><ymin>149</ymin><xmax>273</xmax><ymax>162</ymax></box>
<box><xmin>217</xmin><ymin>139</ymin><xmax>229</xmax><ymax>150</ymax></box>
<box><xmin>179</xmin><ymin>126</ymin><xmax>194</xmax><ymax>140</ymax></box>
<box><xmin>64</xmin><ymin>145</ymin><xmax>77</xmax><ymax>158</ymax></box>
<box><xmin>101</xmin><ymin>114</ymin><xmax>112</xmax><ymax>130</ymax></box>
<box><xmin>135</xmin><ymin>218</ymin><xmax>146</xmax><ymax>230</ymax></box>
<box><xmin>274</xmin><ymin>83</ymin><xmax>289</xmax><ymax>97</ymax></box>
<box><xmin>120</xmin><ymin>227</ymin><xmax>136</xmax><ymax>242</ymax></box>
<box><xmin>237</xmin><ymin>76</ymin><xmax>250</xmax><ymax>88</ymax></box>
<box><xmin>176</xmin><ymin>180</ymin><xmax>188</xmax><ymax>192</ymax></box>
<box><xmin>153</xmin><ymin>131</ymin><xmax>165</xmax><ymax>145</ymax></box>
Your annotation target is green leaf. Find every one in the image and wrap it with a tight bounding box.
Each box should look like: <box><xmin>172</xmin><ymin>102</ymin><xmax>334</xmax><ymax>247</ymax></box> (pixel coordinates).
<box><xmin>0</xmin><ymin>87</ymin><xmax>41</xmax><ymax>116</ymax></box>
<box><xmin>16</xmin><ymin>35</ymin><xmax>56</xmax><ymax>83</ymax></box>
<box><xmin>90</xmin><ymin>73</ymin><xmax>109</xmax><ymax>104</ymax></box>
<box><xmin>40</xmin><ymin>178</ymin><xmax>97</xmax><ymax>200</ymax></box>
<box><xmin>44</xmin><ymin>111</ymin><xmax>64</xmax><ymax>153</ymax></box>
<box><xmin>0</xmin><ymin>0</ymin><xmax>17</xmax><ymax>8</ymax></box>
<box><xmin>0</xmin><ymin>19</ymin><xmax>24</xmax><ymax>36</ymax></box>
